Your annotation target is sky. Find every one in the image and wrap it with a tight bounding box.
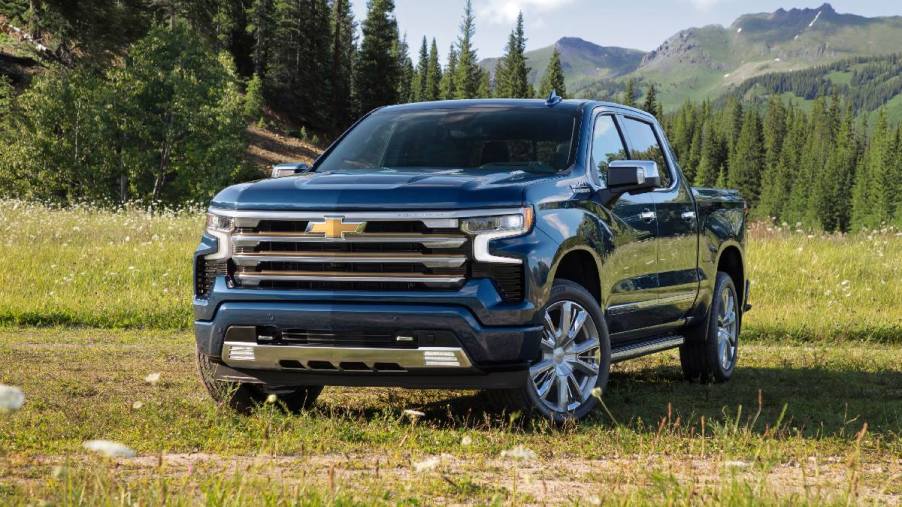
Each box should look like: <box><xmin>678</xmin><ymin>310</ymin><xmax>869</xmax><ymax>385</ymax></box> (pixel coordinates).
<box><xmin>348</xmin><ymin>0</ymin><xmax>901</xmax><ymax>60</ymax></box>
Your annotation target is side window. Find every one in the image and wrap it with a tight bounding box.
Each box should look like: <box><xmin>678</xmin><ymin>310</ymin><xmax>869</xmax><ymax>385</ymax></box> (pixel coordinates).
<box><xmin>590</xmin><ymin>115</ymin><xmax>628</xmax><ymax>187</ymax></box>
<box><xmin>621</xmin><ymin>117</ymin><xmax>673</xmax><ymax>188</ymax></box>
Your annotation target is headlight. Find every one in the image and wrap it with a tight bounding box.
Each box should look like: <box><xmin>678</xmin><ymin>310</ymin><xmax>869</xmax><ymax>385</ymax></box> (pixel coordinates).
<box><xmin>461</xmin><ymin>208</ymin><xmax>533</xmax><ymax>264</ymax></box>
<box><xmin>206</xmin><ymin>213</ymin><xmax>235</xmax><ymax>234</ymax></box>
<box><xmin>205</xmin><ymin>212</ymin><xmax>233</xmax><ymax>260</ymax></box>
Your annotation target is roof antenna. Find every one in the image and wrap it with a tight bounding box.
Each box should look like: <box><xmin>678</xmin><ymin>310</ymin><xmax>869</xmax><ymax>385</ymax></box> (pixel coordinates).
<box><xmin>545</xmin><ymin>89</ymin><xmax>562</xmax><ymax>107</ymax></box>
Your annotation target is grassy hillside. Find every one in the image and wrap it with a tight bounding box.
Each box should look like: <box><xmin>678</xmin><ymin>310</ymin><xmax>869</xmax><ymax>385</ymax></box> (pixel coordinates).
<box><xmin>0</xmin><ymin>202</ymin><xmax>899</xmax><ymax>343</ymax></box>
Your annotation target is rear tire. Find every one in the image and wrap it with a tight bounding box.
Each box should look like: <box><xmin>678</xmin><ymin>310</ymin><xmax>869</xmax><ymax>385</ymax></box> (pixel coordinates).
<box><xmin>487</xmin><ymin>279</ymin><xmax>611</xmax><ymax>423</ymax></box>
<box><xmin>196</xmin><ymin>346</ymin><xmax>322</xmax><ymax>413</ymax></box>
<box><xmin>679</xmin><ymin>272</ymin><xmax>740</xmax><ymax>383</ymax></box>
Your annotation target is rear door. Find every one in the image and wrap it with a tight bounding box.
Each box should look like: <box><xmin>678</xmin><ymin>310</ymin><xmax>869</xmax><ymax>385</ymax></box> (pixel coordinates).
<box><xmin>620</xmin><ymin>115</ymin><xmax>699</xmax><ymax>325</ymax></box>
<box><xmin>586</xmin><ymin>112</ymin><xmax>660</xmax><ymax>336</ymax></box>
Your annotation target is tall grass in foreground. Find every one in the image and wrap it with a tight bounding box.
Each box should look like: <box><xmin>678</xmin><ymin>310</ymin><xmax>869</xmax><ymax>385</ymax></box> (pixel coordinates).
<box><xmin>0</xmin><ymin>201</ymin><xmax>899</xmax><ymax>341</ymax></box>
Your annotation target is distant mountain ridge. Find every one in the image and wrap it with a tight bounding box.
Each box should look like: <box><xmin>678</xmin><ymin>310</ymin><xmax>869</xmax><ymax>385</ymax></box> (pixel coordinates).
<box><xmin>481</xmin><ymin>3</ymin><xmax>902</xmax><ymax>113</ymax></box>
<box><xmin>479</xmin><ymin>37</ymin><xmax>645</xmax><ymax>90</ymax></box>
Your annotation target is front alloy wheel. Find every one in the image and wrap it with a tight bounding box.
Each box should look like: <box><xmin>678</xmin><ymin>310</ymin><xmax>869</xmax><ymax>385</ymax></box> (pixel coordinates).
<box><xmin>488</xmin><ymin>279</ymin><xmax>611</xmax><ymax>422</ymax></box>
<box><xmin>531</xmin><ymin>300</ymin><xmax>602</xmax><ymax>413</ymax></box>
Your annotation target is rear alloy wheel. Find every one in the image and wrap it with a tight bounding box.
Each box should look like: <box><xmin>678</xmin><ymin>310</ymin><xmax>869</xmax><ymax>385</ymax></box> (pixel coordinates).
<box><xmin>679</xmin><ymin>272</ymin><xmax>740</xmax><ymax>383</ymax></box>
<box><xmin>486</xmin><ymin>280</ymin><xmax>611</xmax><ymax>422</ymax></box>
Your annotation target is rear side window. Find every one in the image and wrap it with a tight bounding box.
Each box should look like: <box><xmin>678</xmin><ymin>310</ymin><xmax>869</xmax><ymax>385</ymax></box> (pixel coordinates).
<box><xmin>590</xmin><ymin>115</ymin><xmax>628</xmax><ymax>187</ymax></box>
<box><xmin>621</xmin><ymin>117</ymin><xmax>672</xmax><ymax>188</ymax></box>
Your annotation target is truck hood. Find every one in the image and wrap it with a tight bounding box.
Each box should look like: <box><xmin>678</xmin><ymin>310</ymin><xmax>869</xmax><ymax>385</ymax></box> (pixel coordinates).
<box><xmin>210</xmin><ymin>168</ymin><xmax>546</xmax><ymax>211</ymax></box>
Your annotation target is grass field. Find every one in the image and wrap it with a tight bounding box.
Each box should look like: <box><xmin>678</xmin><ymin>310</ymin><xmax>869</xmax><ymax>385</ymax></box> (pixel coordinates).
<box><xmin>0</xmin><ymin>201</ymin><xmax>900</xmax><ymax>504</ymax></box>
<box><xmin>0</xmin><ymin>201</ymin><xmax>900</xmax><ymax>342</ymax></box>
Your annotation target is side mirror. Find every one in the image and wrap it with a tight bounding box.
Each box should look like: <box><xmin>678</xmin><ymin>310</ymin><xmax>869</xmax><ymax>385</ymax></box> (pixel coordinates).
<box><xmin>271</xmin><ymin>162</ymin><xmax>310</xmax><ymax>178</ymax></box>
<box><xmin>607</xmin><ymin>160</ymin><xmax>661</xmax><ymax>194</ymax></box>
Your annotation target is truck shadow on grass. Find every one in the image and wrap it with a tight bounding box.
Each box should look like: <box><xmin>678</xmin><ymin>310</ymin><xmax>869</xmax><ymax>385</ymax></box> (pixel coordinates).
<box><xmin>399</xmin><ymin>364</ymin><xmax>902</xmax><ymax>438</ymax></box>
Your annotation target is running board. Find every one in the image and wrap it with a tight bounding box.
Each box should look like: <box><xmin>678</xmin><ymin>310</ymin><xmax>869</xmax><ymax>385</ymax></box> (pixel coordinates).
<box><xmin>611</xmin><ymin>335</ymin><xmax>685</xmax><ymax>363</ymax></box>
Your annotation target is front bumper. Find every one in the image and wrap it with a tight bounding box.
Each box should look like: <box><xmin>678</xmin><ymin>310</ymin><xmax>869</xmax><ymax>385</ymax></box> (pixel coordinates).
<box><xmin>194</xmin><ymin>299</ymin><xmax>542</xmax><ymax>389</ymax></box>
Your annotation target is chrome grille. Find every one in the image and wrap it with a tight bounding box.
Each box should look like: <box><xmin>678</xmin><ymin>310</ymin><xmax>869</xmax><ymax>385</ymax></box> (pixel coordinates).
<box><xmin>228</xmin><ymin>212</ymin><xmax>470</xmax><ymax>290</ymax></box>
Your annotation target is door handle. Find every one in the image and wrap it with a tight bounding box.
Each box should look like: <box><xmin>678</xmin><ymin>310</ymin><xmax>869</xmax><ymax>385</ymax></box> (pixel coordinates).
<box><xmin>681</xmin><ymin>211</ymin><xmax>696</xmax><ymax>221</ymax></box>
<box><xmin>639</xmin><ymin>210</ymin><xmax>656</xmax><ymax>223</ymax></box>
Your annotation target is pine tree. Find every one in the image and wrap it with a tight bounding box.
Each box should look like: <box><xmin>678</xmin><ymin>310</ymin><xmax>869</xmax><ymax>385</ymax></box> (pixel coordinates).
<box><xmin>695</xmin><ymin>123</ymin><xmax>725</xmax><ymax>187</ymax></box>
<box><xmin>478</xmin><ymin>71</ymin><xmax>492</xmax><ymax>98</ymax></box>
<box><xmin>268</xmin><ymin>0</ymin><xmax>333</xmax><ymax>128</ymax></box>
<box><xmin>728</xmin><ymin>108</ymin><xmax>765</xmax><ymax>205</ymax></box>
<box><xmin>412</xmin><ymin>36</ymin><xmax>429</xmax><ymax>102</ymax></box>
<box><xmin>852</xmin><ymin>110</ymin><xmax>897</xmax><ymax>229</ymax></box>
<box><xmin>440</xmin><ymin>45</ymin><xmax>458</xmax><ymax>100</ymax></box>
<box><xmin>246</xmin><ymin>0</ymin><xmax>274</xmax><ymax>78</ymax></box>
<box><xmin>759</xmin><ymin>106</ymin><xmax>806</xmax><ymax>222</ymax></box>
<box><xmin>494</xmin><ymin>12</ymin><xmax>530</xmax><ymax>99</ymax></box>
<box><xmin>329</xmin><ymin>0</ymin><xmax>357</xmax><ymax>131</ymax></box>
<box><xmin>538</xmin><ymin>47</ymin><xmax>566</xmax><ymax>98</ymax></box>
<box><xmin>356</xmin><ymin>0</ymin><xmax>399</xmax><ymax>113</ymax></box>
<box><xmin>393</xmin><ymin>31</ymin><xmax>414</xmax><ymax>103</ymax></box>
<box><xmin>453</xmin><ymin>0</ymin><xmax>482</xmax><ymax>99</ymax></box>
<box><xmin>622</xmin><ymin>79</ymin><xmax>636</xmax><ymax>108</ymax></box>
<box><xmin>815</xmin><ymin>106</ymin><xmax>857</xmax><ymax>231</ymax></box>
<box><xmin>800</xmin><ymin>98</ymin><xmax>836</xmax><ymax>228</ymax></box>
<box><xmin>423</xmin><ymin>38</ymin><xmax>442</xmax><ymax>101</ymax></box>
<box><xmin>642</xmin><ymin>84</ymin><xmax>658</xmax><ymax>115</ymax></box>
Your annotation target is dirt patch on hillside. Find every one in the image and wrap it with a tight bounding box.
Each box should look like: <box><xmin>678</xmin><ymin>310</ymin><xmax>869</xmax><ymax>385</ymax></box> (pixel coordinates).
<box><xmin>245</xmin><ymin>125</ymin><xmax>321</xmax><ymax>174</ymax></box>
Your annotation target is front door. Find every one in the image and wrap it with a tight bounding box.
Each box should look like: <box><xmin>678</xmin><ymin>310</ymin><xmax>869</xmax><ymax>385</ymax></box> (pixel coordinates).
<box><xmin>587</xmin><ymin>113</ymin><xmax>660</xmax><ymax>337</ymax></box>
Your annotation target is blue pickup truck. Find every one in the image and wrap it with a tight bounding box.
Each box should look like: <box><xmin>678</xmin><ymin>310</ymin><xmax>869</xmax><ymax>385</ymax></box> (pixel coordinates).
<box><xmin>194</xmin><ymin>97</ymin><xmax>750</xmax><ymax>422</ymax></box>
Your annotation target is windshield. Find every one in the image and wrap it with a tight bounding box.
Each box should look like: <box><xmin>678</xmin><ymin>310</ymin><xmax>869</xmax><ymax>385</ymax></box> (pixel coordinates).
<box><xmin>315</xmin><ymin>104</ymin><xmax>580</xmax><ymax>174</ymax></box>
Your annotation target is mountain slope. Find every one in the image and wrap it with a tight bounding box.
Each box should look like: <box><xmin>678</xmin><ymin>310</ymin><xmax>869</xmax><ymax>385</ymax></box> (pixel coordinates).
<box><xmin>480</xmin><ymin>37</ymin><xmax>644</xmax><ymax>91</ymax></box>
<box><xmin>628</xmin><ymin>3</ymin><xmax>902</xmax><ymax>107</ymax></box>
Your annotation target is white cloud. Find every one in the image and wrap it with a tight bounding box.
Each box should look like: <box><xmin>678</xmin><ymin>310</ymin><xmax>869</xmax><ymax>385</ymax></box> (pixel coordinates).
<box><xmin>688</xmin><ymin>0</ymin><xmax>722</xmax><ymax>10</ymax></box>
<box><xmin>478</xmin><ymin>0</ymin><xmax>576</xmax><ymax>25</ymax></box>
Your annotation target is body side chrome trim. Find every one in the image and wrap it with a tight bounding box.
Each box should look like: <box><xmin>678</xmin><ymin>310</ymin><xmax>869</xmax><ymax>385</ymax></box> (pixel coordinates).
<box><xmin>607</xmin><ymin>293</ymin><xmax>697</xmax><ymax>316</ymax></box>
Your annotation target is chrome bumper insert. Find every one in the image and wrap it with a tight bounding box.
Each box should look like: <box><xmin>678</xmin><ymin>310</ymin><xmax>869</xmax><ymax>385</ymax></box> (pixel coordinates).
<box><xmin>221</xmin><ymin>342</ymin><xmax>473</xmax><ymax>371</ymax></box>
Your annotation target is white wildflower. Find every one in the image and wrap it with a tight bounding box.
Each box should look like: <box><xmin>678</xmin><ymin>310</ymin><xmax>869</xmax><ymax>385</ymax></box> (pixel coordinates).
<box><xmin>265</xmin><ymin>394</ymin><xmax>278</xmax><ymax>404</ymax></box>
<box><xmin>132</xmin><ymin>401</ymin><xmax>144</xmax><ymax>410</ymax></box>
<box><xmin>0</xmin><ymin>385</ymin><xmax>25</xmax><ymax>413</ymax></box>
<box><xmin>591</xmin><ymin>387</ymin><xmax>603</xmax><ymax>400</ymax></box>
<box><xmin>83</xmin><ymin>440</ymin><xmax>136</xmax><ymax>458</ymax></box>
<box><xmin>144</xmin><ymin>372</ymin><xmax>161</xmax><ymax>385</ymax></box>
<box><xmin>403</xmin><ymin>409</ymin><xmax>425</xmax><ymax>423</ymax></box>
<box><xmin>501</xmin><ymin>445</ymin><xmax>537</xmax><ymax>461</ymax></box>
<box><xmin>460</xmin><ymin>435</ymin><xmax>473</xmax><ymax>447</ymax></box>
<box><xmin>413</xmin><ymin>456</ymin><xmax>441</xmax><ymax>473</ymax></box>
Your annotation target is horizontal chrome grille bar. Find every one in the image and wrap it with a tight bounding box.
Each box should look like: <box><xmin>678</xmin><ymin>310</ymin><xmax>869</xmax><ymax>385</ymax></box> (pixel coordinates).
<box><xmin>221</xmin><ymin>342</ymin><xmax>473</xmax><ymax>370</ymax></box>
<box><xmin>211</xmin><ymin>207</ymin><xmax>525</xmax><ymax>229</ymax></box>
<box><xmin>235</xmin><ymin>271</ymin><xmax>465</xmax><ymax>287</ymax></box>
<box><xmin>233</xmin><ymin>233</ymin><xmax>467</xmax><ymax>249</ymax></box>
<box><xmin>233</xmin><ymin>252</ymin><xmax>466</xmax><ymax>269</ymax></box>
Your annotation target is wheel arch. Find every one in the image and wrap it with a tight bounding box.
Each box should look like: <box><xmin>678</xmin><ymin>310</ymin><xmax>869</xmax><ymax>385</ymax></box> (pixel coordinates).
<box><xmin>548</xmin><ymin>245</ymin><xmax>603</xmax><ymax>306</ymax></box>
<box><xmin>715</xmin><ymin>242</ymin><xmax>745</xmax><ymax>308</ymax></box>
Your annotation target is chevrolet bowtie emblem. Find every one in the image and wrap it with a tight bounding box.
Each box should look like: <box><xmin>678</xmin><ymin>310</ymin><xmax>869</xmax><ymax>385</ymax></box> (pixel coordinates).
<box><xmin>306</xmin><ymin>217</ymin><xmax>366</xmax><ymax>238</ymax></box>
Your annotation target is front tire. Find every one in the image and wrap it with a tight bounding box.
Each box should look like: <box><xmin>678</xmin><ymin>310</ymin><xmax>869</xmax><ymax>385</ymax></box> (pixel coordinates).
<box><xmin>489</xmin><ymin>280</ymin><xmax>612</xmax><ymax>423</ymax></box>
<box><xmin>680</xmin><ymin>272</ymin><xmax>740</xmax><ymax>383</ymax></box>
<box><xmin>196</xmin><ymin>346</ymin><xmax>322</xmax><ymax>413</ymax></box>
